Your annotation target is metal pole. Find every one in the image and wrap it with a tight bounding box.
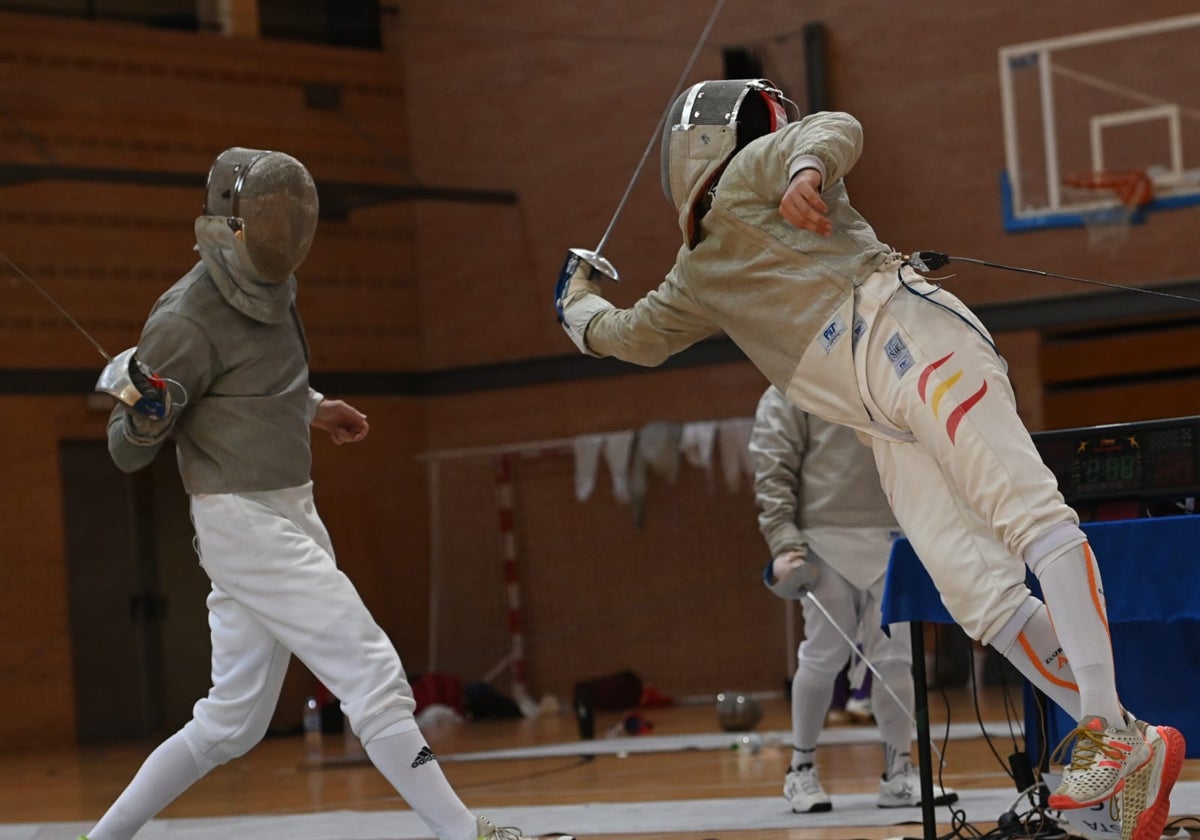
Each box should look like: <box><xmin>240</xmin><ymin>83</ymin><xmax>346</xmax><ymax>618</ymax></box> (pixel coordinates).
<box><xmin>911</xmin><ymin>620</ymin><xmax>938</xmax><ymax>840</ymax></box>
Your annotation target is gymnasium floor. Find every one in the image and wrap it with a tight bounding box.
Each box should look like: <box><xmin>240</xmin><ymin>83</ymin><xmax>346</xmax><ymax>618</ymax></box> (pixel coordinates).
<box><xmin>3</xmin><ymin>687</ymin><xmax>1197</xmax><ymax>840</ymax></box>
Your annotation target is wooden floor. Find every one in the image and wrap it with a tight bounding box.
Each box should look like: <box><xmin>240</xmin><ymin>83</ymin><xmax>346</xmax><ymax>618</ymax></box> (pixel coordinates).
<box><xmin>3</xmin><ymin>686</ymin><xmax>1197</xmax><ymax>840</ymax></box>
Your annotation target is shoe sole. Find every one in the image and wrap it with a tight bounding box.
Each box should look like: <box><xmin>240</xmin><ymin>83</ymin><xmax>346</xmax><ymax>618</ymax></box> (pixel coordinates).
<box><xmin>792</xmin><ymin>802</ymin><xmax>833</xmax><ymax>813</ymax></box>
<box><xmin>1125</xmin><ymin>726</ymin><xmax>1185</xmax><ymax>840</ymax></box>
<box><xmin>1049</xmin><ymin>743</ymin><xmax>1155</xmax><ymax>810</ymax></box>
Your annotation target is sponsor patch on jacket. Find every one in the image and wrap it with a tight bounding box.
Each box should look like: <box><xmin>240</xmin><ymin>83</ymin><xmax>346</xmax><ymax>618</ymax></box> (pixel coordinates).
<box><xmin>819</xmin><ymin>314</ymin><xmax>848</xmax><ymax>354</ymax></box>
<box><xmin>884</xmin><ymin>332</ymin><xmax>914</xmax><ymax>378</ymax></box>
<box><xmin>852</xmin><ymin>313</ymin><xmax>867</xmax><ymax>347</ymax></box>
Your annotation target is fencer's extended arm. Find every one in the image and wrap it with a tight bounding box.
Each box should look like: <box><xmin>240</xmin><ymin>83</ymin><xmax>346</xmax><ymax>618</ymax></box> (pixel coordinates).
<box><xmin>558</xmin><ymin>259</ymin><xmax>718</xmax><ymax>364</ymax></box>
<box><xmin>748</xmin><ymin>387</ymin><xmax>810</xmax><ymax>557</ymax></box>
<box><xmin>107</xmin><ymin>311</ymin><xmax>212</xmax><ymax>473</ymax></box>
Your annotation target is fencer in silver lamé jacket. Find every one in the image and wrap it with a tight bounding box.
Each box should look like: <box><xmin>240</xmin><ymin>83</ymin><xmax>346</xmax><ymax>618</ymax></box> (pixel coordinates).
<box><xmin>577</xmin><ymin>112</ymin><xmax>904</xmax><ymax>440</ymax></box>
<box><xmin>750</xmin><ymin>385</ymin><xmax>897</xmax><ymax>558</ymax></box>
<box><xmin>106</xmin><ymin>261</ymin><xmax>323</xmax><ymax>495</ymax></box>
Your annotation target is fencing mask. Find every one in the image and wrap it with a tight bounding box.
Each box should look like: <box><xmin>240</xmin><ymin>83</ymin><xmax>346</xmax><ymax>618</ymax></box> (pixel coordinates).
<box><xmin>195</xmin><ymin>148</ymin><xmax>319</xmax><ymax>323</ymax></box>
<box><xmin>659</xmin><ymin>79</ymin><xmax>788</xmax><ymax>247</ymax></box>
<box><xmin>202</xmin><ymin>147</ymin><xmax>319</xmax><ymax>283</ymax></box>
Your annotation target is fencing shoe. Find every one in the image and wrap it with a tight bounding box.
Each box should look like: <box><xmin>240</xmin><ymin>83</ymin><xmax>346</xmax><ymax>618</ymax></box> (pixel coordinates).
<box><xmin>877</xmin><ymin>763</ymin><xmax>959</xmax><ymax>808</ymax></box>
<box><xmin>1049</xmin><ymin>713</ymin><xmax>1151</xmax><ymax>809</ymax></box>
<box><xmin>476</xmin><ymin>815</ymin><xmax>575</xmax><ymax>840</ymax></box>
<box><xmin>783</xmin><ymin>764</ymin><xmax>832</xmax><ymax>813</ymax></box>
<box><xmin>1118</xmin><ymin>723</ymin><xmax>1185</xmax><ymax>840</ymax></box>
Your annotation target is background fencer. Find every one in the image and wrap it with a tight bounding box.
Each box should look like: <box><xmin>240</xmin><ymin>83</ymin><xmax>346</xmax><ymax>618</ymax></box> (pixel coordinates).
<box><xmin>82</xmin><ymin>148</ymin><xmax>572</xmax><ymax>840</ymax></box>
<box><xmin>751</xmin><ymin>384</ymin><xmax>957</xmax><ymax>812</ymax></box>
<box><xmin>554</xmin><ymin>77</ymin><xmax>1184</xmax><ymax>840</ymax></box>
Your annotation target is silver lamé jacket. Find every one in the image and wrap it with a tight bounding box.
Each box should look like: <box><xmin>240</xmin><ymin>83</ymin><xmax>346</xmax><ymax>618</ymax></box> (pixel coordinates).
<box><xmin>571</xmin><ymin>111</ymin><xmax>907</xmax><ymax>441</ymax></box>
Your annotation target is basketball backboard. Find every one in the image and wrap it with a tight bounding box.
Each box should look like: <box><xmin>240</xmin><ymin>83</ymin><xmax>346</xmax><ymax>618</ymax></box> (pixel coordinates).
<box><xmin>999</xmin><ymin>13</ymin><xmax>1200</xmax><ymax>231</ymax></box>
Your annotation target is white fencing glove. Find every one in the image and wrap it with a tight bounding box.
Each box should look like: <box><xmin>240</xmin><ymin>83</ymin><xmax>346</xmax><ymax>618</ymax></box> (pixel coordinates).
<box><xmin>554</xmin><ymin>249</ymin><xmax>615</xmax><ymax>354</ymax></box>
<box><xmin>763</xmin><ymin>547</ymin><xmax>821</xmax><ymax>599</ymax></box>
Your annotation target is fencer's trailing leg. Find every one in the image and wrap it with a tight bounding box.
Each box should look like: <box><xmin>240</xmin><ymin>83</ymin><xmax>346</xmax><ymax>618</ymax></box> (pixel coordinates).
<box><xmin>988</xmin><ymin>595</ymin><xmax>1081</xmax><ymax>720</ymax></box>
<box><xmin>1023</xmin><ymin>527</ymin><xmax>1150</xmax><ymax>809</ymax></box>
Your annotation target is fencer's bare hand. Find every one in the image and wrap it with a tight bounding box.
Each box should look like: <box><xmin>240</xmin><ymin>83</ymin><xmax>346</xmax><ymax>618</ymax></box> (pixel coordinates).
<box><xmin>771</xmin><ymin>548</ymin><xmax>809</xmax><ymax>581</ymax></box>
<box><xmin>764</xmin><ymin>547</ymin><xmax>820</xmax><ymax>599</ymax></box>
<box><xmin>312</xmin><ymin>398</ymin><xmax>370</xmax><ymax>445</ymax></box>
<box><xmin>780</xmin><ymin>169</ymin><xmax>831</xmax><ymax>236</ymax></box>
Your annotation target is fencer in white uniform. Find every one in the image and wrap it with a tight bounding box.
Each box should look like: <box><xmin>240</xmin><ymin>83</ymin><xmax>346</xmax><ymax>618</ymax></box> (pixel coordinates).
<box><xmin>84</xmin><ymin>149</ymin><xmax>570</xmax><ymax>840</ymax></box>
<box><xmin>752</xmin><ymin>385</ymin><xmax>956</xmax><ymax>812</ymax></box>
<box><xmin>555</xmin><ymin>78</ymin><xmax>1183</xmax><ymax>830</ymax></box>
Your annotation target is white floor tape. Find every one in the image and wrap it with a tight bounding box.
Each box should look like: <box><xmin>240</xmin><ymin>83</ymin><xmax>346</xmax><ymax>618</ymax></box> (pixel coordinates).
<box><xmin>9</xmin><ymin>782</ymin><xmax>1200</xmax><ymax>840</ymax></box>
<box><xmin>442</xmin><ymin>721</ymin><xmax>1023</xmax><ymax>761</ymax></box>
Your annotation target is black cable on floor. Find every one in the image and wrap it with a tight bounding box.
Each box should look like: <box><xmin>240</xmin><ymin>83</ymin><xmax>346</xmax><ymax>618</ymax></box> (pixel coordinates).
<box><xmin>454</xmin><ymin>755</ymin><xmax>596</xmax><ymax>791</ymax></box>
<box><xmin>924</xmin><ymin>627</ymin><xmax>1072</xmax><ymax>840</ymax></box>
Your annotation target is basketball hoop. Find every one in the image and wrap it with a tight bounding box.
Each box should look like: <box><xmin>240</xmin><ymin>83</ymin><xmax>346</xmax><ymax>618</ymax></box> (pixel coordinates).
<box><xmin>1062</xmin><ymin>169</ymin><xmax>1154</xmax><ymax>253</ymax></box>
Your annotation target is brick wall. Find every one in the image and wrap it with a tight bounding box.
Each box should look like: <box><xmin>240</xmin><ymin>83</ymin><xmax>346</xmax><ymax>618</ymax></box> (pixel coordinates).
<box><xmin>2</xmin><ymin>1</ymin><xmax>1198</xmax><ymax>746</ymax></box>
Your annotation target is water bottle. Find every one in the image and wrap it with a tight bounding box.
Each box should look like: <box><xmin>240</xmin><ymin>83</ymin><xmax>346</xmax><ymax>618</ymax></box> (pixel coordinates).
<box><xmin>303</xmin><ymin>695</ymin><xmax>322</xmax><ymax>764</ymax></box>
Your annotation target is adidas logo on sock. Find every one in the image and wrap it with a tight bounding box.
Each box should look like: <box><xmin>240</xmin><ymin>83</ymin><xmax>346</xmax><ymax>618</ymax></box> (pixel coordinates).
<box><xmin>411</xmin><ymin>745</ymin><xmax>437</xmax><ymax>768</ymax></box>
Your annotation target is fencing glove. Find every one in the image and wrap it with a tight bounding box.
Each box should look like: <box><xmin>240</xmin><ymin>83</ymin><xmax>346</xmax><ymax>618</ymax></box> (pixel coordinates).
<box><xmin>763</xmin><ymin>547</ymin><xmax>821</xmax><ymax>599</ymax></box>
<box><xmin>554</xmin><ymin>250</ymin><xmax>615</xmax><ymax>354</ymax></box>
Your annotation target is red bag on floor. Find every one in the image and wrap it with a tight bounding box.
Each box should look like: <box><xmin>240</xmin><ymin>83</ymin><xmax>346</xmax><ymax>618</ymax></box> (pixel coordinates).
<box><xmin>411</xmin><ymin>672</ymin><xmax>466</xmax><ymax>714</ymax></box>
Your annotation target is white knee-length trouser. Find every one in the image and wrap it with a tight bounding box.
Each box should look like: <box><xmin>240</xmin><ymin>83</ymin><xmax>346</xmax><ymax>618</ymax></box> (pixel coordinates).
<box><xmin>856</xmin><ymin>269</ymin><xmax>1083</xmax><ymax>645</ymax></box>
<box><xmin>181</xmin><ymin>482</ymin><xmax>415</xmax><ymax>769</ymax></box>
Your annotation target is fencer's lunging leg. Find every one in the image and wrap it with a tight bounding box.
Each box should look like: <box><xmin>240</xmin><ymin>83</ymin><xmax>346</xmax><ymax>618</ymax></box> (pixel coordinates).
<box><xmin>989</xmin><ymin>594</ymin><xmax>1081</xmax><ymax>720</ymax></box>
<box><xmin>85</xmin><ymin>732</ymin><xmax>206</xmax><ymax>840</ymax></box>
<box><xmin>1024</xmin><ymin>523</ymin><xmax>1121</xmax><ymax>724</ymax></box>
<box><xmin>363</xmin><ymin>720</ymin><xmax>478</xmax><ymax>840</ymax></box>
<box><xmin>88</xmin><ymin>586</ymin><xmax>289</xmax><ymax>840</ymax></box>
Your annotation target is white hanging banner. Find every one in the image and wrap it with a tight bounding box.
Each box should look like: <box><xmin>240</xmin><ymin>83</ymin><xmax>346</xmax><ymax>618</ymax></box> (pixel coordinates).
<box><xmin>602</xmin><ymin>430</ymin><xmax>635</xmax><ymax>504</ymax></box>
<box><xmin>717</xmin><ymin>417</ymin><xmax>755</xmax><ymax>492</ymax></box>
<box><xmin>572</xmin><ymin>434</ymin><xmax>605</xmax><ymax>501</ymax></box>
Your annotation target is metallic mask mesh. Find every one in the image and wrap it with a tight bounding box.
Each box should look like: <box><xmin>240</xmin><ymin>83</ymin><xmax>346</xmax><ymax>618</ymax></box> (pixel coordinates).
<box><xmin>204</xmin><ymin>148</ymin><xmax>319</xmax><ymax>283</ymax></box>
<box><xmin>659</xmin><ymin>79</ymin><xmax>783</xmax><ymax>211</ymax></box>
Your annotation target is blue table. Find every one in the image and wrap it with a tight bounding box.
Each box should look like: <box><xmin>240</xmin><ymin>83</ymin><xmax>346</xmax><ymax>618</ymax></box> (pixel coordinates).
<box><xmin>883</xmin><ymin>515</ymin><xmax>1200</xmax><ymax>765</ymax></box>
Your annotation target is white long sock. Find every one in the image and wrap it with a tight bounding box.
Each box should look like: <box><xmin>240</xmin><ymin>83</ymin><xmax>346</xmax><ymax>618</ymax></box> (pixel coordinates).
<box><xmin>790</xmin><ymin>664</ymin><xmax>836</xmax><ymax>763</ymax></box>
<box><xmin>1034</xmin><ymin>542</ymin><xmax>1122</xmax><ymax>724</ymax></box>
<box><xmin>87</xmin><ymin>731</ymin><xmax>205</xmax><ymax>840</ymax></box>
<box><xmin>993</xmin><ymin>601</ymin><xmax>1082</xmax><ymax>720</ymax></box>
<box><xmin>364</xmin><ymin>725</ymin><xmax>479</xmax><ymax>840</ymax></box>
<box><xmin>871</xmin><ymin>660</ymin><xmax>915</xmax><ymax>778</ymax></box>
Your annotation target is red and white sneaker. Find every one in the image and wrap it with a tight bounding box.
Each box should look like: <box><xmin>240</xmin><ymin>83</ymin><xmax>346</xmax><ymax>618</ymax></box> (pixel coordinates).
<box><xmin>1118</xmin><ymin>723</ymin><xmax>1186</xmax><ymax>840</ymax></box>
<box><xmin>1048</xmin><ymin>714</ymin><xmax>1151</xmax><ymax>809</ymax></box>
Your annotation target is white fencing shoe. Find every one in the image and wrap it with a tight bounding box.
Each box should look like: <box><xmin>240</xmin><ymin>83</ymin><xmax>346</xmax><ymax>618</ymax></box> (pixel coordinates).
<box><xmin>783</xmin><ymin>764</ymin><xmax>833</xmax><ymax>813</ymax></box>
<box><xmin>877</xmin><ymin>763</ymin><xmax>959</xmax><ymax>808</ymax></box>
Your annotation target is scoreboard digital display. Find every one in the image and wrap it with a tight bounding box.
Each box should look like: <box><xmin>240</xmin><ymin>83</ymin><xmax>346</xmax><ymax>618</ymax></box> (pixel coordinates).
<box><xmin>1032</xmin><ymin>416</ymin><xmax>1200</xmax><ymax>503</ymax></box>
